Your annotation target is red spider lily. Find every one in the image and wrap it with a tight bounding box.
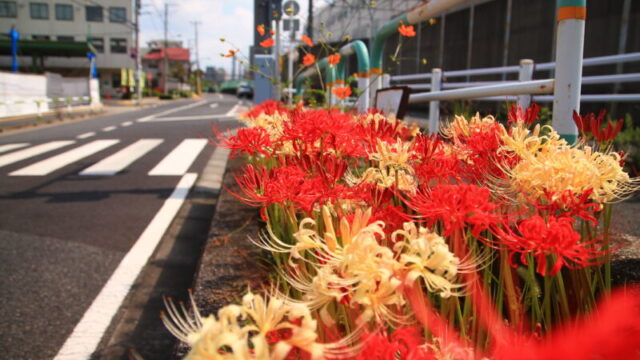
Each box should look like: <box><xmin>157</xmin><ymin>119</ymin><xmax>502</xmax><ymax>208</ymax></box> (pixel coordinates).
<box><xmin>398</xmin><ymin>22</ymin><xmax>416</xmax><ymax>37</ymax></box>
<box><xmin>507</xmin><ymin>103</ymin><xmax>540</xmax><ymax>126</ymax></box>
<box><xmin>303</xmin><ymin>53</ymin><xmax>315</xmax><ymax>67</ymax></box>
<box><xmin>534</xmin><ymin>189</ymin><xmax>601</xmax><ymax>226</ymax></box>
<box><xmin>411</xmin><ymin>134</ymin><xmax>461</xmax><ymax>184</ymax></box>
<box><xmin>301</xmin><ymin>34</ymin><xmax>313</xmax><ymax>47</ymax></box>
<box><xmin>491</xmin><ymin>287</ymin><xmax>640</xmax><ymax>360</ymax></box>
<box><xmin>211</xmin><ymin>126</ymin><xmax>273</xmax><ymax>158</ymax></box>
<box><xmin>332</xmin><ymin>86</ymin><xmax>352</xmax><ymax>99</ymax></box>
<box><xmin>328</xmin><ymin>53</ymin><xmax>341</xmax><ymax>66</ymax></box>
<box><xmin>371</xmin><ymin>204</ymin><xmax>409</xmax><ymax>236</ymax></box>
<box><xmin>260</xmin><ymin>37</ymin><xmax>275</xmax><ymax>48</ymax></box>
<box><xmin>404</xmin><ymin>184</ymin><xmax>504</xmax><ymax>238</ymax></box>
<box><xmin>357</xmin><ymin>327</ymin><xmax>433</xmax><ymax>360</ymax></box>
<box><xmin>257</xmin><ymin>24</ymin><xmax>266</xmax><ymax>36</ymax></box>
<box><xmin>491</xmin><ymin>215</ymin><xmax>606</xmax><ymax>276</ymax></box>
<box><xmin>452</xmin><ymin>120</ymin><xmax>516</xmax><ymax>182</ymax></box>
<box><xmin>282</xmin><ymin>108</ymin><xmax>367</xmax><ymax>157</ymax></box>
<box><xmin>233</xmin><ymin>165</ymin><xmax>308</xmax><ymax>209</ymax></box>
<box><xmin>243</xmin><ymin>100</ymin><xmax>288</xmax><ymax>119</ymax></box>
<box><xmin>572</xmin><ymin>109</ymin><xmax>624</xmax><ymax>143</ymax></box>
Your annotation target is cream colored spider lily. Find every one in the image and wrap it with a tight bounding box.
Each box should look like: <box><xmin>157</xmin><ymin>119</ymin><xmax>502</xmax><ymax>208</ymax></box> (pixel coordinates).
<box><xmin>499</xmin><ymin>124</ymin><xmax>638</xmax><ymax>204</ymax></box>
<box><xmin>163</xmin><ymin>289</ymin><xmax>340</xmax><ymax>360</ymax></box>
<box><xmin>255</xmin><ymin>206</ymin><xmax>407</xmax><ymax>325</ymax></box>
<box><xmin>441</xmin><ymin>113</ymin><xmax>503</xmax><ymax>139</ymax></box>
<box><xmin>392</xmin><ymin>223</ymin><xmax>466</xmax><ymax>298</ymax></box>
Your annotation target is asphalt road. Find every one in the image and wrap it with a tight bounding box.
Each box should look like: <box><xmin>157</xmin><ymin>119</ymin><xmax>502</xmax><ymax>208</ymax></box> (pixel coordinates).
<box><xmin>0</xmin><ymin>94</ymin><xmax>242</xmax><ymax>360</ymax></box>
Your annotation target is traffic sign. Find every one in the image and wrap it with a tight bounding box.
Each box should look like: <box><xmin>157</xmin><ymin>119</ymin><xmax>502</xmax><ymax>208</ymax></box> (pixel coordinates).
<box><xmin>283</xmin><ymin>0</ymin><xmax>299</xmax><ymax>16</ymax></box>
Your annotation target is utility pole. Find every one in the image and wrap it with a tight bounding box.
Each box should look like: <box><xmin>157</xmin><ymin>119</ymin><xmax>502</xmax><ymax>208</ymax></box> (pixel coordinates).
<box><xmin>191</xmin><ymin>20</ymin><xmax>202</xmax><ymax>95</ymax></box>
<box><xmin>163</xmin><ymin>3</ymin><xmax>169</xmax><ymax>95</ymax></box>
<box><xmin>307</xmin><ymin>0</ymin><xmax>313</xmax><ymax>38</ymax></box>
<box><xmin>135</xmin><ymin>0</ymin><xmax>142</xmax><ymax>104</ymax></box>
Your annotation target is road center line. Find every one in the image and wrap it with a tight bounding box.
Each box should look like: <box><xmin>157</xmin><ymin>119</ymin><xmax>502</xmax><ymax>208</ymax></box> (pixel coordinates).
<box><xmin>121</xmin><ymin>121</ymin><xmax>133</xmax><ymax>127</ymax></box>
<box><xmin>137</xmin><ymin>100</ymin><xmax>208</xmax><ymax>122</ymax></box>
<box><xmin>102</xmin><ymin>126</ymin><xmax>117</xmax><ymax>132</ymax></box>
<box><xmin>209</xmin><ymin>103</ymin><xmax>219</xmax><ymax>109</ymax></box>
<box><xmin>77</xmin><ymin>132</ymin><xmax>96</xmax><ymax>139</ymax></box>
<box><xmin>53</xmin><ymin>173</ymin><xmax>198</xmax><ymax>360</ymax></box>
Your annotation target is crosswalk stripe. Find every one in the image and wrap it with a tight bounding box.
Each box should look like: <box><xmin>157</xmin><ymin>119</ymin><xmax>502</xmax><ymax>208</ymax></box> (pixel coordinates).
<box><xmin>0</xmin><ymin>143</ymin><xmax>30</xmax><ymax>154</ymax></box>
<box><xmin>0</xmin><ymin>141</ymin><xmax>74</xmax><ymax>169</ymax></box>
<box><xmin>10</xmin><ymin>140</ymin><xmax>119</xmax><ymax>176</ymax></box>
<box><xmin>148</xmin><ymin>139</ymin><xmax>207</xmax><ymax>176</ymax></box>
<box><xmin>80</xmin><ymin>139</ymin><xmax>164</xmax><ymax>176</ymax></box>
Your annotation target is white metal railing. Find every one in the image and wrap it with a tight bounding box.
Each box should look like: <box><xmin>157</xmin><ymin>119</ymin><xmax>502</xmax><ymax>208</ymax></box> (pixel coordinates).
<box><xmin>391</xmin><ymin>52</ymin><xmax>640</xmax><ymax>132</ymax></box>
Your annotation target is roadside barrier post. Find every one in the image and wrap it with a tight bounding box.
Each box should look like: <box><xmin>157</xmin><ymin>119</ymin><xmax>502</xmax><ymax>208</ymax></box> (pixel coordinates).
<box><xmin>429</xmin><ymin>68</ymin><xmax>442</xmax><ymax>134</ymax></box>
<box><xmin>552</xmin><ymin>0</ymin><xmax>586</xmax><ymax>143</ymax></box>
<box><xmin>518</xmin><ymin>59</ymin><xmax>534</xmax><ymax>109</ymax></box>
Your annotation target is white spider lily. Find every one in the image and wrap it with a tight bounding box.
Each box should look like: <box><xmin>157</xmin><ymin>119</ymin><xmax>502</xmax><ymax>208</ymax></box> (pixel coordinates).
<box><xmin>393</xmin><ymin>222</ymin><xmax>466</xmax><ymax>298</ymax></box>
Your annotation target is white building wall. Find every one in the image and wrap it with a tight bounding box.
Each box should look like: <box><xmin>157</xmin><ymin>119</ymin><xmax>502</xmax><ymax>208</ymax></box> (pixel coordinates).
<box><xmin>0</xmin><ymin>0</ymin><xmax>134</xmax><ymax>96</ymax></box>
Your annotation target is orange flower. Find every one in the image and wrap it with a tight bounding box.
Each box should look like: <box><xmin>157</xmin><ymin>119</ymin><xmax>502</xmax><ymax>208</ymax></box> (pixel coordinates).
<box><xmin>223</xmin><ymin>49</ymin><xmax>238</xmax><ymax>58</ymax></box>
<box><xmin>332</xmin><ymin>86</ymin><xmax>352</xmax><ymax>99</ymax></box>
<box><xmin>270</xmin><ymin>29</ymin><xmax>276</xmax><ymax>36</ymax></box>
<box><xmin>301</xmin><ymin>35</ymin><xmax>313</xmax><ymax>47</ymax></box>
<box><xmin>257</xmin><ymin>24</ymin><xmax>265</xmax><ymax>36</ymax></box>
<box><xmin>260</xmin><ymin>38</ymin><xmax>275</xmax><ymax>48</ymax></box>
<box><xmin>303</xmin><ymin>53</ymin><xmax>316</xmax><ymax>67</ymax></box>
<box><xmin>398</xmin><ymin>22</ymin><xmax>416</xmax><ymax>37</ymax></box>
<box><xmin>328</xmin><ymin>53</ymin><xmax>341</xmax><ymax>66</ymax></box>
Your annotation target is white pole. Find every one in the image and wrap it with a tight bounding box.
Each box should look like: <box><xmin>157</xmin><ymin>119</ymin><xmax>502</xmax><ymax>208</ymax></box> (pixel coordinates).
<box><xmin>357</xmin><ymin>76</ymin><xmax>370</xmax><ymax>112</ymax></box>
<box><xmin>428</xmin><ymin>68</ymin><xmax>442</xmax><ymax>134</ymax></box>
<box><xmin>274</xmin><ymin>19</ymin><xmax>282</xmax><ymax>101</ymax></box>
<box><xmin>517</xmin><ymin>59</ymin><xmax>534</xmax><ymax>109</ymax></box>
<box><xmin>552</xmin><ymin>0</ymin><xmax>586</xmax><ymax>143</ymax></box>
<box><xmin>288</xmin><ymin>29</ymin><xmax>295</xmax><ymax>105</ymax></box>
<box><xmin>370</xmin><ymin>73</ymin><xmax>381</xmax><ymax>108</ymax></box>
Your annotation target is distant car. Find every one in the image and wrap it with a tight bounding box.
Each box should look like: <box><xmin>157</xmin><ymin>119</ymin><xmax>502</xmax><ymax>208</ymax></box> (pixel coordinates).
<box><xmin>236</xmin><ymin>83</ymin><xmax>254</xmax><ymax>99</ymax></box>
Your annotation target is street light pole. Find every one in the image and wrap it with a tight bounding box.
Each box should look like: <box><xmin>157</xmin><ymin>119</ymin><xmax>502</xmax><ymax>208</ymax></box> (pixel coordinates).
<box><xmin>191</xmin><ymin>20</ymin><xmax>202</xmax><ymax>95</ymax></box>
<box><xmin>135</xmin><ymin>0</ymin><xmax>142</xmax><ymax>104</ymax></box>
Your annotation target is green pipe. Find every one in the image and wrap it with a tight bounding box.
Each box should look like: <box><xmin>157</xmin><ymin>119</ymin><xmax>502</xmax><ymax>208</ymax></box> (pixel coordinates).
<box><xmin>370</xmin><ymin>14</ymin><xmax>409</xmax><ymax>72</ymax></box>
<box><xmin>336</xmin><ymin>40</ymin><xmax>370</xmax><ymax>81</ymax></box>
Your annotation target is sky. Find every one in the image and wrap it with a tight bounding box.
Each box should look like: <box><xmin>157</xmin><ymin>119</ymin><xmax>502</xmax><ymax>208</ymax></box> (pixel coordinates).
<box><xmin>140</xmin><ymin>0</ymin><xmax>331</xmax><ymax>75</ymax></box>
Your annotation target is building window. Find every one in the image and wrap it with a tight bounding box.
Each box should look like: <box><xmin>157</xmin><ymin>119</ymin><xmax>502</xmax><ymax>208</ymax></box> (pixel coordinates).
<box><xmin>55</xmin><ymin>4</ymin><xmax>73</xmax><ymax>20</ymax></box>
<box><xmin>0</xmin><ymin>1</ymin><xmax>17</xmax><ymax>17</ymax></box>
<box><xmin>110</xmin><ymin>38</ymin><xmax>127</xmax><ymax>54</ymax></box>
<box><xmin>86</xmin><ymin>5</ymin><xmax>102</xmax><ymax>22</ymax></box>
<box><xmin>57</xmin><ymin>35</ymin><xmax>74</xmax><ymax>42</ymax></box>
<box><xmin>30</xmin><ymin>2</ymin><xmax>49</xmax><ymax>19</ymax></box>
<box><xmin>88</xmin><ymin>37</ymin><xmax>104</xmax><ymax>53</ymax></box>
<box><xmin>32</xmin><ymin>35</ymin><xmax>51</xmax><ymax>40</ymax></box>
<box><xmin>109</xmin><ymin>7</ymin><xmax>126</xmax><ymax>23</ymax></box>
<box><xmin>112</xmin><ymin>73</ymin><xmax>121</xmax><ymax>88</ymax></box>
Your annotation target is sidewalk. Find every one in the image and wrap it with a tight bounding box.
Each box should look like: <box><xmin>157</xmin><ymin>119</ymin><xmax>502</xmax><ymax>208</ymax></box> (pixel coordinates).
<box><xmin>0</xmin><ymin>97</ymin><xmax>168</xmax><ymax>133</ymax></box>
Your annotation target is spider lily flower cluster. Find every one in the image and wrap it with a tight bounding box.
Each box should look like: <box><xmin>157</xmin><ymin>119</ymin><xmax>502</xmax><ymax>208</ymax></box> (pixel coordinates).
<box><xmin>165</xmin><ymin>101</ymin><xmax>639</xmax><ymax>359</ymax></box>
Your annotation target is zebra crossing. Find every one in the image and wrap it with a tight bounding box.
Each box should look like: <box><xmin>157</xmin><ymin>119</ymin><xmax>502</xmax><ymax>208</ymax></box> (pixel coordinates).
<box><xmin>0</xmin><ymin>138</ymin><xmax>210</xmax><ymax>177</ymax></box>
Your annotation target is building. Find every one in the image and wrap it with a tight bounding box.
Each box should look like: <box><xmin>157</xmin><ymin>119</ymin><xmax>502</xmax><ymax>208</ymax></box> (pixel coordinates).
<box><xmin>0</xmin><ymin>0</ymin><xmax>135</xmax><ymax>97</ymax></box>
<box><xmin>141</xmin><ymin>40</ymin><xmax>190</xmax><ymax>93</ymax></box>
<box><xmin>204</xmin><ymin>66</ymin><xmax>226</xmax><ymax>85</ymax></box>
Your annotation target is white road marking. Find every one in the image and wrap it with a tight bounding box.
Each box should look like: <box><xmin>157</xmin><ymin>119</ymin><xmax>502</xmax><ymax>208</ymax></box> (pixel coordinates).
<box><xmin>0</xmin><ymin>143</ymin><xmax>29</xmax><ymax>154</ymax></box>
<box><xmin>10</xmin><ymin>140</ymin><xmax>119</xmax><ymax>176</ymax></box>
<box><xmin>209</xmin><ymin>103</ymin><xmax>219</xmax><ymax>109</ymax></box>
<box><xmin>147</xmin><ymin>114</ymin><xmax>229</xmax><ymax>122</ymax></box>
<box><xmin>0</xmin><ymin>141</ymin><xmax>74</xmax><ymax>169</ymax></box>
<box><xmin>137</xmin><ymin>100</ymin><xmax>208</xmax><ymax>122</ymax></box>
<box><xmin>148</xmin><ymin>139</ymin><xmax>207</xmax><ymax>176</ymax></box>
<box><xmin>217</xmin><ymin>93</ymin><xmax>223</xmax><ymax>99</ymax></box>
<box><xmin>102</xmin><ymin>126</ymin><xmax>117</xmax><ymax>132</ymax></box>
<box><xmin>53</xmin><ymin>173</ymin><xmax>198</xmax><ymax>360</ymax></box>
<box><xmin>121</xmin><ymin>121</ymin><xmax>133</xmax><ymax>127</ymax></box>
<box><xmin>77</xmin><ymin>132</ymin><xmax>96</xmax><ymax>139</ymax></box>
<box><xmin>80</xmin><ymin>139</ymin><xmax>163</xmax><ymax>176</ymax></box>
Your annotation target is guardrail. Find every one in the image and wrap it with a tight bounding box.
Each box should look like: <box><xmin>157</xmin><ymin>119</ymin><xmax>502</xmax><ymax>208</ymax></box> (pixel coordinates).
<box><xmin>391</xmin><ymin>52</ymin><xmax>640</xmax><ymax>134</ymax></box>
